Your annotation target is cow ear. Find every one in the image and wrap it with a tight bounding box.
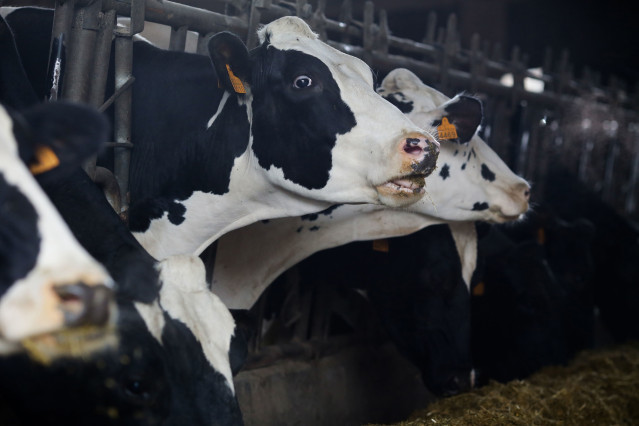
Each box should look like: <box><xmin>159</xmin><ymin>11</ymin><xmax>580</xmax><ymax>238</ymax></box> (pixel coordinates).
<box><xmin>15</xmin><ymin>101</ymin><xmax>109</xmax><ymax>176</ymax></box>
<box><xmin>380</xmin><ymin>68</ymin><xmax>422</xmax><ymax>93</ymax></box>
<box><xmin>432</xmin><ymin>95</ymin><xmax>483</xmax><ymax>144</ymax></box>
<box><xmin>208</xmin><ymin>32</ymin><xmax>250</xmax><ymax>96</ymax></box>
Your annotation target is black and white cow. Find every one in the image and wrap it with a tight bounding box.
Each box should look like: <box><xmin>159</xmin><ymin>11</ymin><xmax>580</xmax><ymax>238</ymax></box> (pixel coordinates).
<box><xmin>211</xmin><ymin>69</ymin><xmax>529</xmax><ymax>310</ymax></box>
<box><xmin>0</xmin><ymin>101</ymin><xmax>116</xmax><ymax>359</ymax></box>
<box><xmin>0</xmin><ymin>164</ymin><xmax>245</xmax><ymax>424</ymax></box>
<box><xmin>543</xmin><ymin>168</ymin><xmax>639</xmax><ymax>343</ymax></box>
<box><xmin>3</xmin><ymin>8</ymin><xmax>440</xmax><ymax>260</ymax></box>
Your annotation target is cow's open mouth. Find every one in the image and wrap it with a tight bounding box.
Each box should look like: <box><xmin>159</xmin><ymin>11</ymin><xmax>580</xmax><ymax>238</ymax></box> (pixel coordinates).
<box><xmin>376</xmin><ymin>174</ymin><xmax>426</xmax><ymax>197</ymax></box>
<box><xmin>21</xmin><ymin>325</ymin><xmax>117</xmax><ymax>365</ymax></box>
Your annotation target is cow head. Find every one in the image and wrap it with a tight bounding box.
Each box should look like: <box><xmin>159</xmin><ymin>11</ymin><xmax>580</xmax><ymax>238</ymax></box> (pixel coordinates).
<box><xmin>378</xmin><ymin>68</ymin><xmax>530</xmax><ymax>222</ymax></box>
<box><xmin>208</xmin><ymin>17</ymin><xmax>439</xmax><ymax>208</ymax></box>
<box><xmin>0</xmin><ymin>254</ymin><xmax>244</xmax><ymax>425</ymax></box>
<box><xmin>0</xmin><ymin>102</ymin><xmax>116</xmax><ymax>361</ymax></box>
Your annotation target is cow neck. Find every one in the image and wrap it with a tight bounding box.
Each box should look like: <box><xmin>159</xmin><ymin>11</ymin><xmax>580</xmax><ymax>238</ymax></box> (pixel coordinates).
<box><xmin>212</xmin><ymin>205</ymin><xmax>444</xmax><ymax>309</ymax></box>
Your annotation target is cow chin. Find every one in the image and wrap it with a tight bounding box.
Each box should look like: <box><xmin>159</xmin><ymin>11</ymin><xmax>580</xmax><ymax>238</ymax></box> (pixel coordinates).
<box><xmin>375</xmin><ymin>179</ymin><xmax>426</xmax><ymax>207</ymax></box>
<box><xmin>20</xmin><ymin>324</ymin><xmax>118</xmax><ymax>365</ymax></box>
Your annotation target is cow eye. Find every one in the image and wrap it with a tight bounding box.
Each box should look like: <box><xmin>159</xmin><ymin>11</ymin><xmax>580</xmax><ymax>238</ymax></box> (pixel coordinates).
<box><xmin>124</xmin><ymin>378</ymin><xmax>151</xmax><ymax>401</ymax></box>
<box><xmin>293</xmin><ymin>75</ymin><xmax>312</xmax><ymax>89</ymax></box>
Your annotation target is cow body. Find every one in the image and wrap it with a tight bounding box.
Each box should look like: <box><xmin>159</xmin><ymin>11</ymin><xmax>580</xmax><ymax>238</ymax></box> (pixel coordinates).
<box><xmin>0</xmin><ymin>101</ymin><xmax>115</xmax><ymax>359</ymax></box>
<box><xmin>1</xmin><ymin>165</ymin><xmax>245</xmax><ymax>425</ymax></box>
<box><xmin>212</xmin><ymin>68</ymin><xmax>529</xmax><ymax>310</ymax></box>
<box><xmin>3</xmin><ymin>9</ymin><xmax>440</xmax><ymax>260</ymax></box>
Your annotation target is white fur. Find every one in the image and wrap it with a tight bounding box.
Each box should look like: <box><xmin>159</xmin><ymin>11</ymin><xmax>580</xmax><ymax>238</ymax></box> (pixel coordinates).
<box><xmin>136</xmin><ymin>255</ymin><xmax>236</xmax><ymax>392</ymax></box>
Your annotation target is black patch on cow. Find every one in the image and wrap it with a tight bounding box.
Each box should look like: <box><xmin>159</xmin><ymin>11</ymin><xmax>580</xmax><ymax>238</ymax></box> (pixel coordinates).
<box><xmin>167</xmin><ymin>202</ymin><xmax>186</xmax><ymax>226</ymax></box>
<box><xmin>121</xmin><ymin>42</ymin><xmax>251</xmax><ymax>232</ymax></box>
<box><xmin>431</xmin><ymin>95</ymin><xmax>483</xmax><ymax>144</ymax></box>
<box><xmin>160</xmin><ymin>313</ymin><xmax>243</xmax><ymax>425</ymax></box>
<box><xmin>301</xmin><ymin>212</ymin><xmax>319</xmax><ymax>221</ymax></box>
<box><xmin>0</xmin><ymin>299</ymin><xmax>171</xmax><ymax>425</ymax></box>
<box><xmin>0</xmin><ymin>174</ymin><xmax>40</xmax><ymax>294</ymax></box>
<box><xmin>382</xmin><ymin>92</ymin><xmax>414</xmax><ymax>113</ymax></box>
<box><xmin>261</xmin><ymin>219</ymin><xmax>270</xmax><ymax>224</ymax></box>
<box><xmin>320</xmin><ymin>204</ymin><xmax>342</xmax><ymax>216</ymax></box>
<box><xmin>454</xmin><ymin>149</ymin><xmax>459</xmax><ymax>156</ymax></box>
<box><xmin>439</xmin><ymin>164</ymin><xmax>450</xmax><ymax>180</ymax></box>
<box><xmin>250</xmin><ymin>48</ymin><xmax>357</xmax><ymax>190</ymax></box>
<box><xmin>296</xmin><ymin>226</ymin><xmax>303</xmax><ymax>233</ymax></box>
<box><xmin>472</xmin><ymin>202</ymin><xmax>489</xmax><ymax>211</ymax></box>
<box><xmin>467</xmin><ymin>148</ymin><xmax>477</xmax><ymax>161</ymax></box>
<box><xmin>310</xmin><ymin>226</ymin><xmax>319</xmax><ymax>231</ymax></box>
<box><xmin>42</xmin><ymin>169</ymin><xmax>160</xmax><ymax>304</ymax></box>
<box><xmin>481</xmin><ymin>163</ymin><xmax>496</xmax><ymax>182</ymax></box>
<box><xmin>461</xmin><ymin>163</ymin><xmax>466</xmax><ymax>170</ymax></box>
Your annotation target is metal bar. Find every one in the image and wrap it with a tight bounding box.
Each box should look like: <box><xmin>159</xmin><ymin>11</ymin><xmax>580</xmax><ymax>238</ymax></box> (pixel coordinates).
<box><xmin>61</xmin><ymin>0</ymin><xmax>101</xmax><ymax>102</ymax></box>
<box><xmin>89</xmin><ymin>9</ymin><xmax>116</xmax><ymax>108</ymax></box>
<box><xmin>113</xmin><ymin>34</ymin><xmax>133</xmax><ymax>222</ymax></box>
<box><xmin>169</xmin><ymin>25</ymin><xmax>188</xmax><ymax>51</ymax></box>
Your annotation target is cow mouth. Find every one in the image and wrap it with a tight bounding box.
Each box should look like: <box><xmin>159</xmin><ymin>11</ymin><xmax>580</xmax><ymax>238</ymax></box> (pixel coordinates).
<box><xmin>21</xmin><ymin>325</ymin><xmax>117</xmax><ymax>365</ymax></box>
<box><xmin>376</xmin><ymin>174</ymin><xmax>426</xmax><ymax>197</ymax></box>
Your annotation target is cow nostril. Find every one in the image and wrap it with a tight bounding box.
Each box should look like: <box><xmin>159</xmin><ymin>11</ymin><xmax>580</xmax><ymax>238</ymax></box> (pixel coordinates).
<box><xmin>55</xmin><ymin>282</ymin><xmax>112</xmax><ymax>327</ymax></box>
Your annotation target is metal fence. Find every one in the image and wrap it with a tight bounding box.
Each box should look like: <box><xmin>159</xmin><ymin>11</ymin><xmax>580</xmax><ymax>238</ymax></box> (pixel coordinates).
<box><xmin>27</xmin><ymin>0</ymin><xmax>639</xmax><ymax>221</ymax></box>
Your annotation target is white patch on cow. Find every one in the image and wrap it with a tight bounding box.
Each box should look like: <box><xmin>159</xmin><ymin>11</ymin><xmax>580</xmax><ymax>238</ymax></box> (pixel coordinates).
<box><xmin>136</xmin><ymin>255</ymin><xmax>236</xmax><ymax>392</ymax></box>
<box><xmin>0</xmin><ymin>107</ymin><xmax>114</xmax><ymax>344</ymax></box>
<box><xmin>206</xmin><ymin>91</ymin><xmax>230</xmax><ymax>129</ymax></box>
<box><xmin>448</xmin><ymin>222</ymin><xmax>478</xmax><ymax>291</ymax></box>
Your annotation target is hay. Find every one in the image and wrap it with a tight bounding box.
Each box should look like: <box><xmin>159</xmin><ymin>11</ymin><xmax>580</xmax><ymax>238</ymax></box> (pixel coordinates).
<box><xmin>369</xmin><ymin>343</ymin><xmax>639</xmax><ymax>426</ymax></box>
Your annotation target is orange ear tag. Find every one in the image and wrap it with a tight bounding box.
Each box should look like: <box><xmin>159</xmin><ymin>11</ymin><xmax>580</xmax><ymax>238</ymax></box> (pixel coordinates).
<box><xmin>472</xmin><ymin>281</ymin><xmax>485</xmax><ymax>296</ymax></box>
<box><xmin>29</xmin><ymin>146</ymin><xmax>60</xmax><ymax>175</ymax></box>
<box><xmin>437</xmin><ymin>117</ymin><xmax>458</xmax><ymax>140</ymax></box>
<box><xmin>372</xmin><ymin>239</ymin><xmax>389</xmax><ymax>253</ymax></box>
<box><xmin>226</xmin><ymin>64</ymin><xmax>246</xmax><ymax>94</ymax></box>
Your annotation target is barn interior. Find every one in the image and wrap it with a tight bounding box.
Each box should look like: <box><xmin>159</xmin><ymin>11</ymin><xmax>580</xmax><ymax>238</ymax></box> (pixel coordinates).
<box><xmin>1</xmin><ymin>0</ymin><xmax>638</xmax><ymax>425</ymax></box>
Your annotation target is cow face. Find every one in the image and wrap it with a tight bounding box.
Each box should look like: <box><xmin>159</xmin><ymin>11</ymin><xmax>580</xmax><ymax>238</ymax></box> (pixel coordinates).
<box><xmin>378</xmin><ymin>68</ymin><xmax>530</xmax><ymax>222</ymax></box>
<box><xmin>208</xmin><ymin>17</ymin><xmax>439</xmax><ymax>208</ymax></box>
<box><xmin>0</xmin><ymin>102</ymin><xmax>116</xmax><ymax>361</ymax></box>
<box><xmin>0</xmin><ymin>255</ymin><xmax>244</xmax><ymax>425</ymax></box>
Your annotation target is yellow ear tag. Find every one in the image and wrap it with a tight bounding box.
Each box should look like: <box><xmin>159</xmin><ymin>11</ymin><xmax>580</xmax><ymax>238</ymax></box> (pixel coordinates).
<box><xmin>29</xmin><ymin>146</ymin><xmax>60</xmax><ymax>175</ymax></box>
<box><xmin>472</xmin><ymin>281</ymin><xmax>485</xmax><ymax>296</ymax></box>
<box><xmin>226</xmin><ymin>64</ymin><xmax>246</xmax><ymax>94</ymax></box>
<box><xmin>372</xmin><ymin>239</ymin><xmax>389</xmax><ymax>253</ymax></box>
<box><xmin>537</xmin><ymin>227</ymin><xmax>546</xmax><ymax>245</ymax></box>
<box><xmin>437</xmin><ymin>117</ymin><xmax>458</xmax><ymax>140</ymax></box>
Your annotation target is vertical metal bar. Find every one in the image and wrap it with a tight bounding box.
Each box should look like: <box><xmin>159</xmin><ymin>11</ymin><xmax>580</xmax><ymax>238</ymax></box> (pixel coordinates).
<box><xmin>362</xmin><ymin>1</ymin><xmax>374</xmax><ymax>65</ymax></box>
<box><xmin>338</xmin><ymin>0</ymin><xmax>352</xmax><ymax>44</ymax></box>
<box><xmin>85</xmin><ymin>9</ymin><xmax>116</xmax><ymax>180</ymax></box>
<box><xmin>89</xmin><ymin>9</ymin><xmax>116</xmax><ymax>108</ymax></box>
<box><xmin>113</xmin><ymin>34</ymin><xmax>133</xmax><ymax>222</ymax></box>
<box><xmin>169</xmin><ymin>25</ymin><xmax>188</xmax><ymax>51</ymax></box>
<box><xmin>246</xmin><ymin>0</ymin><xmax>262</xmax><ymax>48</ymax></box>
<box><xmin>197</xmin><ymin>32</ymin><xmax>214</xmax><ymax>55</ymax></box>
<box><xmin>61</xmin><ymin>0</ymin><xmax>101</xmax><ymax>102</ymax></box>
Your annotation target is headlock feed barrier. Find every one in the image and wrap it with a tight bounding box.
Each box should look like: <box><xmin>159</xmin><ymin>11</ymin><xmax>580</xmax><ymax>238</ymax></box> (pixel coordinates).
<box><xmin>5</xmin><ymin>0</ymin><xmax>638</xmax><ymax>360</ymax></box>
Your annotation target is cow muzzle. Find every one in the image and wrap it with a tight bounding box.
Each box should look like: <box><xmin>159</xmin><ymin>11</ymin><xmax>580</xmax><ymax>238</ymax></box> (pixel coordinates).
<box><xmin>375</xmin><ymin>132</ymin><xmax>440</xmax><ymax>206</ymax></box>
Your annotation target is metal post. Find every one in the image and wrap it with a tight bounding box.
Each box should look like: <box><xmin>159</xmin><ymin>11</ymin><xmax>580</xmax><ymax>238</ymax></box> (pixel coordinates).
<box><xmin>61</xmin><ymin>0</ymin><xmax>101</xmax><ymax>102</ymax></box>
<box><xmin>169</xmin><ymin>25</ymin><xmax>188</xmax><ymax>51</ymax></box>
